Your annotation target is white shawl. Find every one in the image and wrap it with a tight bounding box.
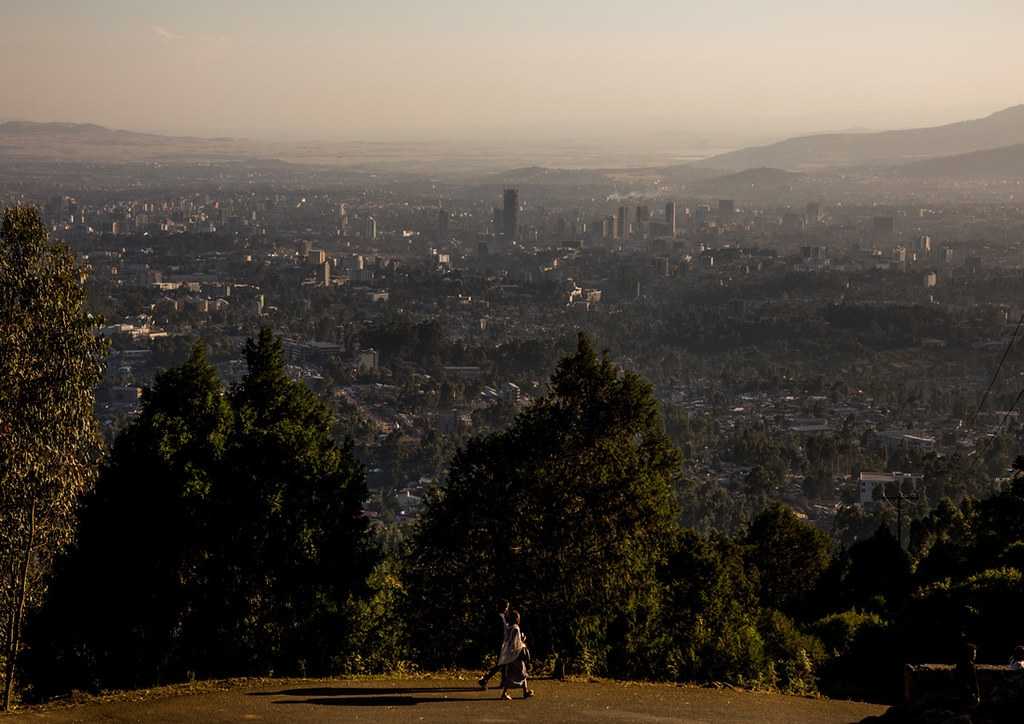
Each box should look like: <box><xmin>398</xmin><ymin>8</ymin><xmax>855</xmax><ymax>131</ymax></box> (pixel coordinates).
<box><xmin>498</xmin><ymin>623</ymin><xmax>526</xmax><ymax>666</ymax></box>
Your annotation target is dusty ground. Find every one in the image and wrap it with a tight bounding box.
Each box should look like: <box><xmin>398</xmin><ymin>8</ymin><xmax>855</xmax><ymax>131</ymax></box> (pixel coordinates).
<box><xmin>2</xmin><ymin>675</ymin><xmax>886</xmax><ymax>723</ymax></box>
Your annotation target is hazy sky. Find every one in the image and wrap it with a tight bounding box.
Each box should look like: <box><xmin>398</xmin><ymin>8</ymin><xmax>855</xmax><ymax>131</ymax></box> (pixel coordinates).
<box><xmin>2</xmin><ymin>0</ymin><xmax>1023</xmax><ymax>148</ymax></box>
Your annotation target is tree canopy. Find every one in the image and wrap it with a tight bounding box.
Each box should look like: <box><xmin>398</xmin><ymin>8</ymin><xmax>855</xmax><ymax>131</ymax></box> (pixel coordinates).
<box><xmin>0</xmin><ymin>207</ymin><xmax>106</xmax><ymax>710</ymax></box>
<box><xmin>25</xmin><ymin>330</ymin><xmax>371</xmax><ymax>696</ymax></box>
<box><xmin>407</xmin><ymin>333</ymin><xmax>681</xmax><ymax>674</ymax></box>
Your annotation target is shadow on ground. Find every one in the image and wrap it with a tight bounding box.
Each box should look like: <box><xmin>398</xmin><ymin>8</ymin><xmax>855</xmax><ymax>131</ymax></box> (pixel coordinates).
<box><xmin>276</xmin><ymin>695</ymin><xmax>482</xmax><ymax>707</ymax></box>
<box><xmin>252</xmin><ymin>685</ymin><xmax>497</xmax><ymax>708</ymax></box>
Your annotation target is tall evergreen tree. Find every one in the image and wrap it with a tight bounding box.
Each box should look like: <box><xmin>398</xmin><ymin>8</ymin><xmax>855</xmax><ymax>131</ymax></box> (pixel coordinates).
<box><xmin>745</xmin><ymin>503</ymin><xmax>833</xmax><ymax>617</ymax></box>
<box><xmin>408</xmin><ymin>333</ymin><xmax>681</xmax><ymax>674</ymax></box>
<box><xmin>25</xmin><ymin>330</ymin><xmax>372</xmax><ymax>694</ymax></box>
<box><xmin>0</xmin><ymin>208</ymin><xmax>106</xmax><ymax>710</ymax></box>
<box><xmin>24</xmin><ymin>343</ymin><xmax>231</xmax><ymax>693</ymax></box>
<box><xmin>213</xmin><ymin>328</ymin><xmax>371</xmax><ymax>675</ymax></box>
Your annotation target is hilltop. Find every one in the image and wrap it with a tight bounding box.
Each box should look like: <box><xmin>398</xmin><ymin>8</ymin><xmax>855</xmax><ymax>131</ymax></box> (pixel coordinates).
<box><xmin>0</xmin><ymin>120</ymin><xmax>254</xmax><ymax>162</ymax></box>
<box><xmin>692</xmin><ymin>105</ymin><xmax>1024</xmax><ymax>171</ymax></box>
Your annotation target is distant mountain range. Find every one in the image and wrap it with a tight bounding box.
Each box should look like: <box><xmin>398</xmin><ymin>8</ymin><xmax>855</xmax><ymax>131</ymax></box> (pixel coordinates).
<box><xmin>5</xmin><ymin>107</ymin><xmax>1024</xmax><ymax>183</ymax></box>
<box><xmin>0</xmin><ymin>120</ymin><xmax>252</xmax><ymax>162</ymax></box>
<box><xmin>693</xmin><ymin>105</ymin><xmax>1024</xmax><ymax>172</ymax></box>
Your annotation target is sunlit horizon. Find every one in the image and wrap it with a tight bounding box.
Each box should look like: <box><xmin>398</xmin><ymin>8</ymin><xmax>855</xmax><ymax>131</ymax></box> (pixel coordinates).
<box><xmin>2</xmin><ymin>0</ymin><xmax>1022</xmax><ymax>151</ymax></box>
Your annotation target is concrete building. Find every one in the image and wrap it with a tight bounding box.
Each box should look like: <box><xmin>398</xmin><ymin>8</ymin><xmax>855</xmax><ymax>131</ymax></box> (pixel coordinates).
<box><xmin>502</xmin><ymin>188</ymin><xmax>518</xmax><ymax>242</ymax></box>
<box><xmin>358</xmin><ymin>348</ymin><xmax>379</xmax><ymax>372</ymax></box>
<box><xmin>438</xmin><ymin>208</ymin><xmax>450</xmax><ymax>242</ymax></box>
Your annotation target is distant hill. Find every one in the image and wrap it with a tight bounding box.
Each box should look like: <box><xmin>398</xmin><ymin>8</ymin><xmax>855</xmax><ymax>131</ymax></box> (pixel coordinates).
<box><xmin>692</xmin><ymin>105</ymin><xmax>1024</xmax><ymax>171</ymax></box>
<box><xmin>690</xmin><ymin>167</ymin><xmax>806</xmax><ymax>197</ymax></box>
<box><xmin>0</xmin><ymin>121</ymin><xmax>252</xmax><ymax>162</ymax></box>
<box><xmin>895</xmin><ymin>143</ymin><xmax>1024</xmax><ymax>179</ymax></box>
<box><xmin>480</xmin><ymin>165</ymin><xmax>617</xmax><ymax>187</ymax></box>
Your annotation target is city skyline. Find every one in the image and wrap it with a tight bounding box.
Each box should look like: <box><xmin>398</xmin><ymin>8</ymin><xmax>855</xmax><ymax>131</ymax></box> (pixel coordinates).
<box><xmin>2</xmin><ymin>0</ymin><xmax>1023</xmax><ymax>152</ymax></box>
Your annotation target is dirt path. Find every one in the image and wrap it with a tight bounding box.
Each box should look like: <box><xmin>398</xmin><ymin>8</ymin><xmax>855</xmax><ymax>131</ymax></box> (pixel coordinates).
<box><xmin>3</xmin><ymin>676</ymin><xmax>886</xmax><ymax>723</ymax></box>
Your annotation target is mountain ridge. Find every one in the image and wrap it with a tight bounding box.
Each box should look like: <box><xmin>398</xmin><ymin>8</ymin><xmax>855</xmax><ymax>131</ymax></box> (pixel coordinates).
<box><xmin>692</xmin><ymin>105</ymin><xmax>1024</xmax><ymax>171</ymax></box>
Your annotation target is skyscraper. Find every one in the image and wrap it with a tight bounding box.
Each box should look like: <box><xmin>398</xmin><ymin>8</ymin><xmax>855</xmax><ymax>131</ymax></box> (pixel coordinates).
<box><xmin>502</xmin><ymin>188</ymin><xmax>519</xmax><ymax>242</ymax></box>
<box><xmin>363</xmin><ymin>215</ymin><xmax>377</xmax><ymax>241</ymax></box>
<box><xmin>665</xmin><ymin>202</ymin><xmax>677</xmax><ymax>237</ymax></box>
<box><xmin>635</xmin><ymin>205</ymin><xmax>650</xmax><ymax>240</ymax></box>
<box><xmin>616</xmin><ymin>206</ymin><xmax>629</xmax><ymax>240</ymax></box>
<box><xmin>438</xmin><ymin>208</ymin><xmax>450</xmax><ymax>242</ymax></box>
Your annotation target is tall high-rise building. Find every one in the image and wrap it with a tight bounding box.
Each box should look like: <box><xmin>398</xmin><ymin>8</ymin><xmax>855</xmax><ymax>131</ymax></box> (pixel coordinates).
<box><xmin>502</xmin><ymin>188</ymin><xmax>519</xmax><ymax>242</ymax></box>
<box><xmin>635</xmin><ymin>205</ymin><xmax>650</xmax><ymax>239</ymax></box>
<box><xmin>602</xmin><ymin>216</ymin><xmax>615</xmax><ymax>240</ymax></box>
<box><xmin>718</xmin><ymin>199</ymin><xmax>735</xmax><ymax>220</ymax></box>
<box><xmin>616</xmin><ymin>206</ymin><xmax>629</xmax><ymax>240</ymax></box>
<box><xmin>363</xmin><ymin>215</ymin><xmax>377</xmax><ymax>241</ymax></box>
<box><xmin>665</xmin><ymin>202</ymin><xmax>677</xmax><ymax>237</ymax></box>
<box><xmin>438</xmin><ymin>208</ymin><xmax>450</xmax><ymax>242</ymax></box>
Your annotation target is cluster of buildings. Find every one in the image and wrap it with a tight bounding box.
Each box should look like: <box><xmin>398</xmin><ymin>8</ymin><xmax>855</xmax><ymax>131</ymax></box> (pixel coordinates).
<box><xmin>15</xmin><ymin>171</ymin><xmax>1022</xmax><ymax>533</ymax></box>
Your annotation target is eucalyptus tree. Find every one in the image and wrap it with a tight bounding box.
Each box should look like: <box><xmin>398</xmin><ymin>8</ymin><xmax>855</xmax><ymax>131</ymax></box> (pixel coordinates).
<box><xmin>0</xmin><ymin>207</ymin><xmax>106</xmax><ymax>710</ymax></box>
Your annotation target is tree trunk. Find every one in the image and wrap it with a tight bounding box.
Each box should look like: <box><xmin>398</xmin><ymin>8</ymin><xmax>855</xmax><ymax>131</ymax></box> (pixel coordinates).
<box><xmin>2</xmin><ymin>501</ymin><xmax>35</xmax><ymax>712</ymax></box>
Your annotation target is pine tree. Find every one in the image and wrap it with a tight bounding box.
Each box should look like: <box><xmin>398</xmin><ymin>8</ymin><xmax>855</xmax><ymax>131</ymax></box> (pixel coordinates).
<box><xmin>23</xmin><ymin>343</ymin><xmax>231</xmax><ymax>694</ymax></box>
<box><xmin>214</xmin><ymin>327</ymin><xmax>371</xmax><ymax>674</ymax></box>
<box><xmin>409</xmin><ymin>333</ymin><xmax>681</xmax><ymax>674</ymax></box>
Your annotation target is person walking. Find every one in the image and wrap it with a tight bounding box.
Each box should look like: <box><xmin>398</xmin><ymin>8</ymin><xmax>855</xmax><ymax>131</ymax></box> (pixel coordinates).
<box><xmin>498</xmin><ymin>609</ymin><xmax>534</xmax><ymax>700</ymax></box>
<box><xmin>478</xmin><ymin>601</ymin><xmax>510</xmax><ymax>689</ymax></box>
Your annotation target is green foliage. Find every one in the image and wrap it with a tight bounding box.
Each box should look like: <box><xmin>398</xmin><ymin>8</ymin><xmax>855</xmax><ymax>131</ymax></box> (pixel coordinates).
<box><xmin>813</xmin><ymin>610</ymin><xmax>895</xmax><ymax>701</ymax></box>
<box><xmin>745</xmin><ymin>504</ymin><xmax>833</xmax><ymax>617</ymax></box>
<box><xmin>407</xmin><ymin>333</ymin><xmax>681</xmax><ymax>675</ymax></box>
<box><xmin>24</xmin><ymin>330</ymin><xmax>372</xmax><ymax>696</ymax></box>
<box><xmin>758</xmin><ymin>610</ymin><xmax>825</xmax><ymax>695</ymax></box>
<box><xmin>844</xmin><ymin>525</ymin><xmax>912</xmax><ymax>613</ymax></box>
<box><xmin>0</xmin><ymin>207</ymin><xmax>107</xmax><ymax>709</ymax></box>
<box><xmin>811</xmin><ymin>610</ymin><xmax>886</xmax><ymax>656</ymax></box>
<box><xmin>343</xmin><ymin>560</ymin><xmax>413</xmax><ymax>675</ymax></box>
<box><xmin>678</xmin><ymin>476</ymin><xmax>748</xmax><ymax>535</ymax></box>
<box><xmin>660</xmin><ymin>531</ymin><xmax>765</xmax><ymax>684</ymax></box>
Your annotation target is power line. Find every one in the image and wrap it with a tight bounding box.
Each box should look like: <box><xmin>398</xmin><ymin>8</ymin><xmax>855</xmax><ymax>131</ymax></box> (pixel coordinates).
<box><xmin>969</xmin><ymin>310</ymin><xmax>1024</xmax><ymax>427</ymax></box>
<box><xmin>970</xmin><ymin>384</ymin><xmax>1024</xmax><ymax>466</ymax></box>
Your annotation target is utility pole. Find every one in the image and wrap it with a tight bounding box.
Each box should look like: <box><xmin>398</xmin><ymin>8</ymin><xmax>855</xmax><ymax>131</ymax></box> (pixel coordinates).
<box><xmin>884</xmin><ymin>475</ymin><xmax>920</xmax><ymax>549</ymax></box>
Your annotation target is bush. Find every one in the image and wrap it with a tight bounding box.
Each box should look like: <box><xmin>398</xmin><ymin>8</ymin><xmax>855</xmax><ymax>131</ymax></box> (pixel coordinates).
<box><xmin>815</xmin><ymin>610</ymin><xmax>897</xmax><ymax>702</ymax></box>
<box><xmin>758</xmin><ymin>610</ymin><xmax>825</xmax><ymax>694</ymax></box>
<box><xmin>343</xmin><ymin>560</ymin><xmax>413</xmax><ymax>675</ymax></box>
<box><xmin>812</xmin><ymin>610</ymin><xmax>886</xmax><ymax>656</ymax></box>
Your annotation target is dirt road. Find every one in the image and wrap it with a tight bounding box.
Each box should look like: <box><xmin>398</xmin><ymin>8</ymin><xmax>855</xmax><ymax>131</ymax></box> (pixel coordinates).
<box><xmin>3</xmin><ymin>676</ymin><xmax>886</xmax><ymax>723</ymax></box>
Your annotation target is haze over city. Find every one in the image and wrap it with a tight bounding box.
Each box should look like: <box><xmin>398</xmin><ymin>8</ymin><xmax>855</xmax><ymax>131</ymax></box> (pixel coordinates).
<box><xmin>3</xmin><ymin>0</ymin><xmax>1023</xmax><ymax>153</ymax></box>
